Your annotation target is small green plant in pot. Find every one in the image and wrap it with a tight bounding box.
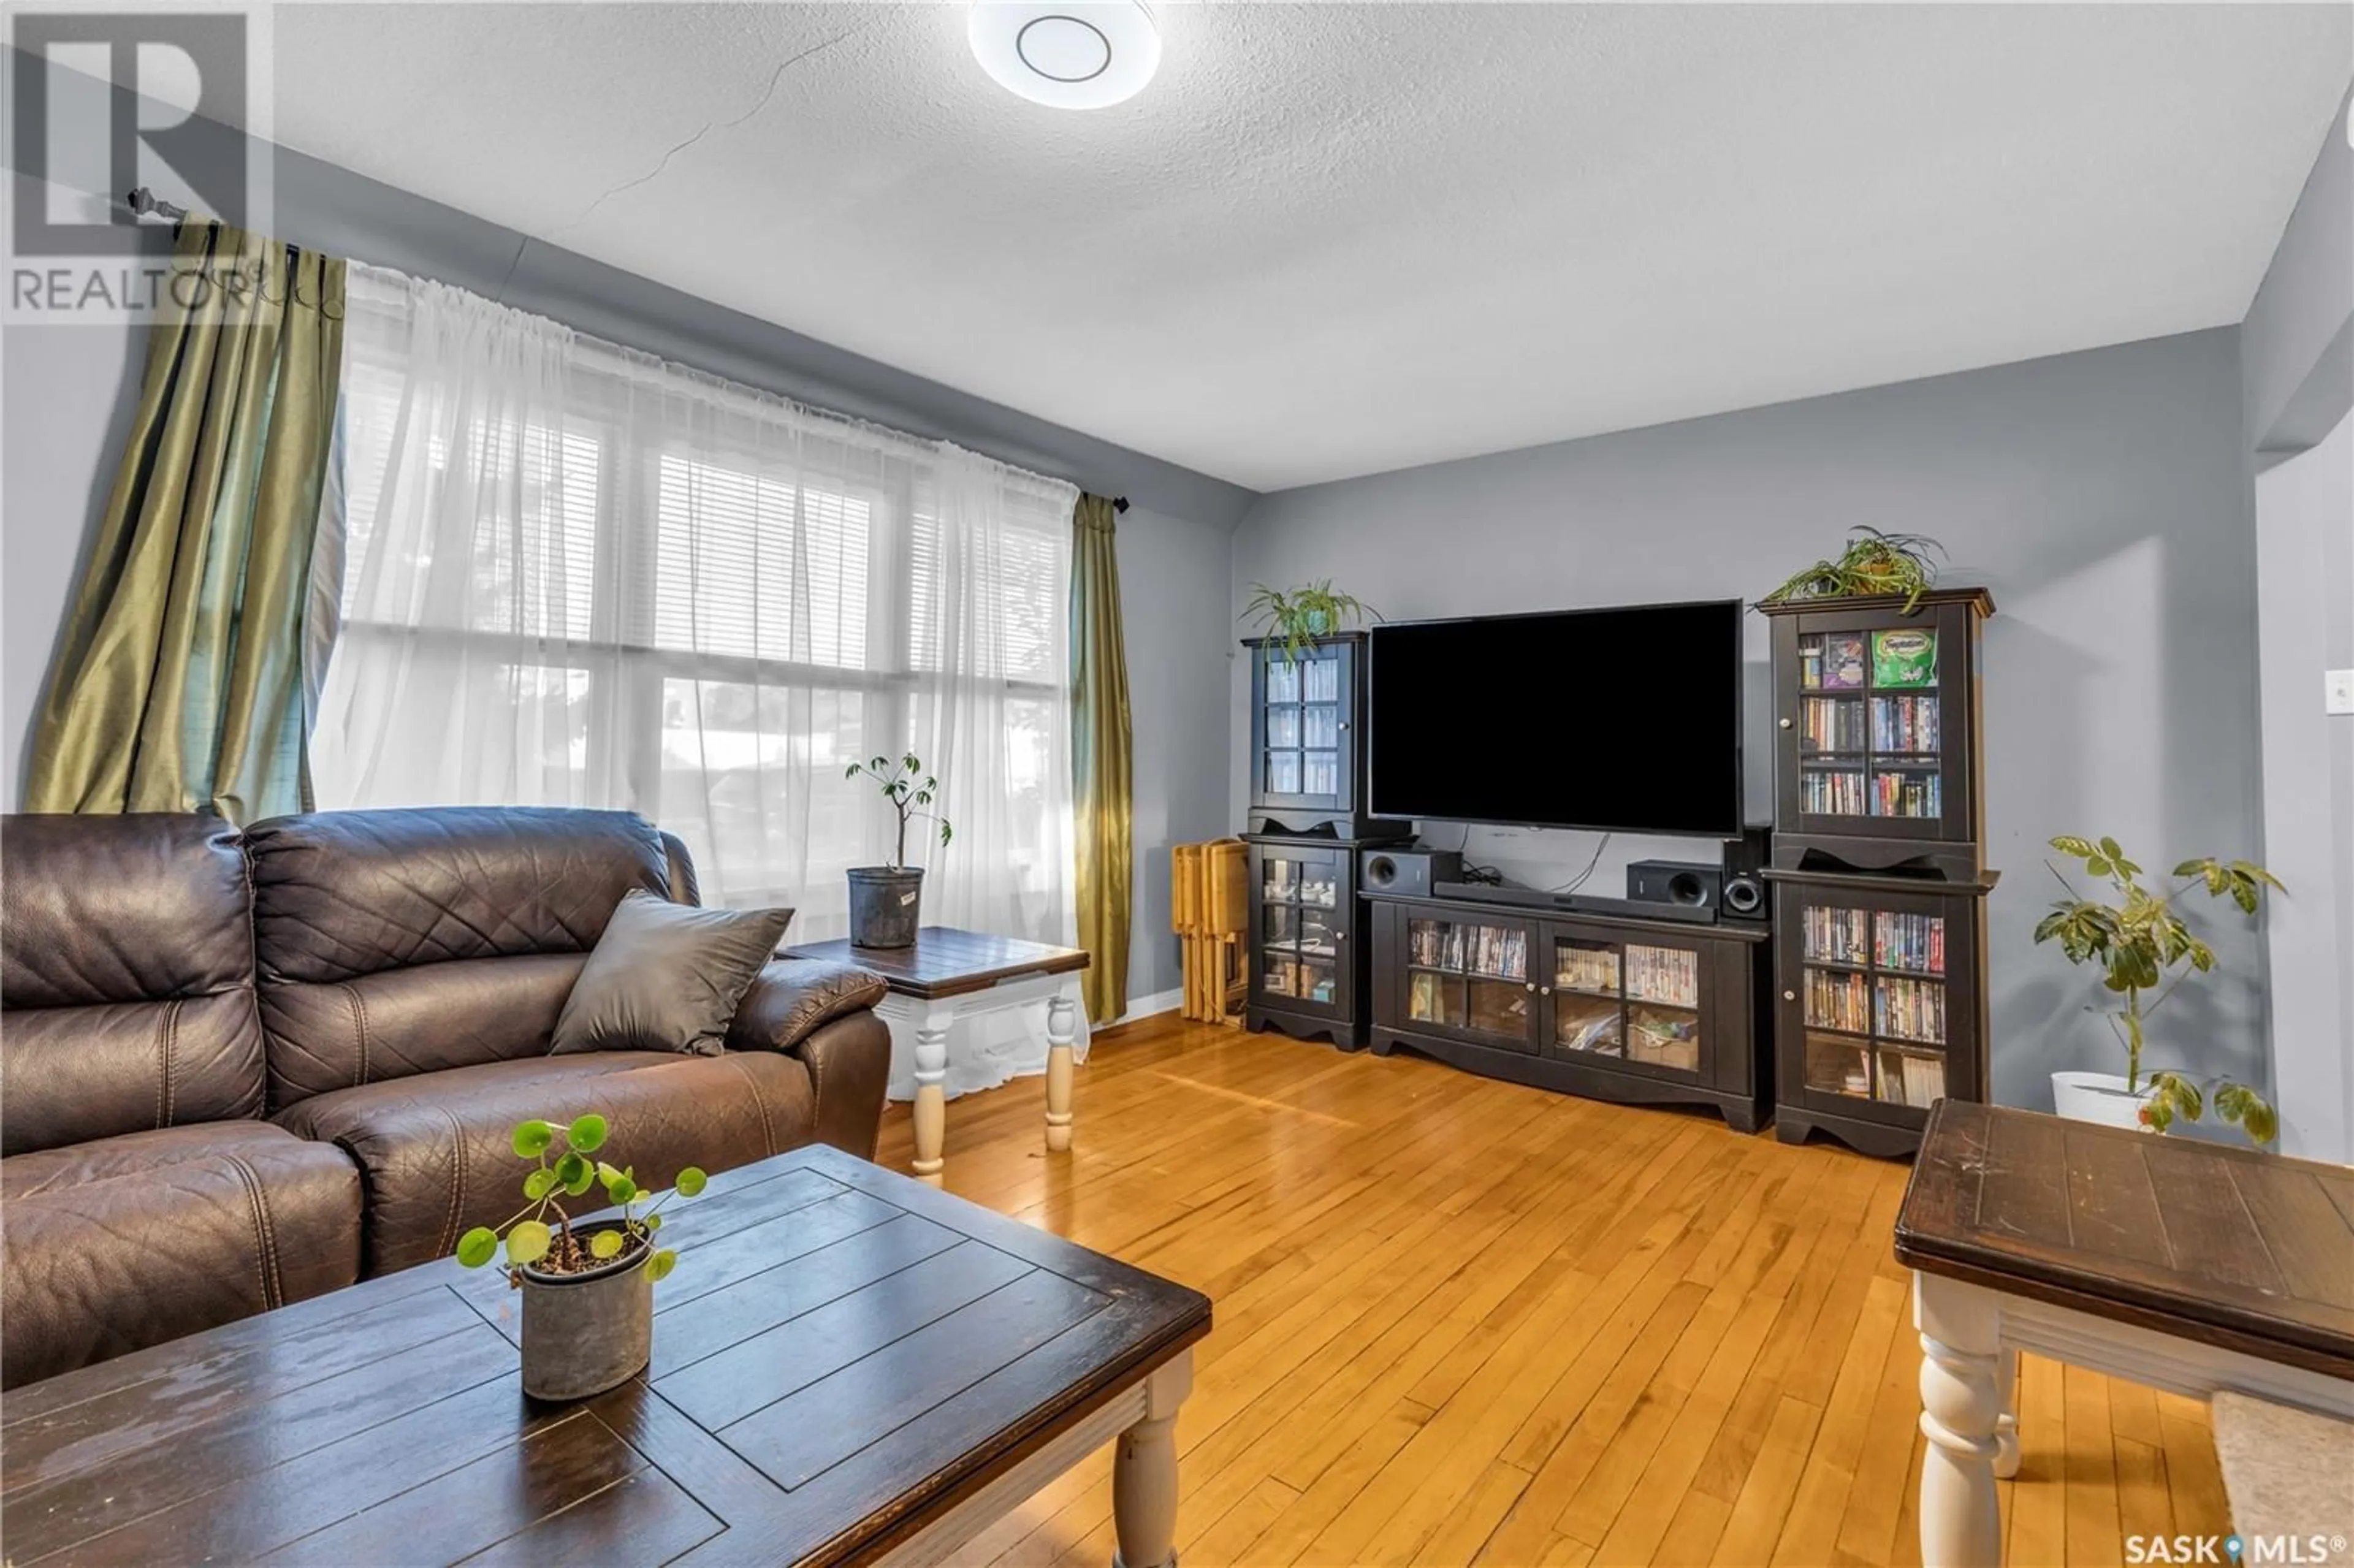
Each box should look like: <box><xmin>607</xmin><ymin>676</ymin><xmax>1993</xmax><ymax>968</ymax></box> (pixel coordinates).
<box><xmin>2033</xmin><ymin>835</ymin><xmax>2281</xmax><ymax>1145</ymax></box>
<box><xmin>1241</xmin><ymin>580</ymin><xmax>1371</xmax><ymax>664</ymax></box>
<box><xmin>1759</xmin><ymin>528</ymin><xmax>1947</xmax><ymax>614</ymax></box>
<box><xmin>455</xmin><ymin>1113</ymin><xmax>706</xmax><ymax>1400</ymax></box>
<box><xmin>844</xmin><ymin>752</ymin><xmax>953</xmax><ymax>949</ymax></box>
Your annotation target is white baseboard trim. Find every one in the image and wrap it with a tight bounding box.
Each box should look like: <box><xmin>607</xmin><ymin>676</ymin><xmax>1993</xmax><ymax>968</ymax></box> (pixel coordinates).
<box><xmin>1117</xmin><ymin>988</ymin><xmax>1183</xmax><ymax>1025</ymax></box>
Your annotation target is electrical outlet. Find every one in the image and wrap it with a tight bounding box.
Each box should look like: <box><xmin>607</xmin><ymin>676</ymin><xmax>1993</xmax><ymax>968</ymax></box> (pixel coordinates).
<box><xmin>2329</xmin><ymin>669</ymin><xmax>2354</xmax><ymax>717</ymax></box>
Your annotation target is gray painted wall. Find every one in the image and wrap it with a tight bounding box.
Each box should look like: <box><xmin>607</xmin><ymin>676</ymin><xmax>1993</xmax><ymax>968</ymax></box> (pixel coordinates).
<box><xmin>1116</xmin><ymin>504</ymin><xmax>1242</xmax><ymax>1005</ymax></box>
<box><xmin>2244</xmin><ymin>88</ymin><xmax>2352</xmax><ymax>455</ymax></box>
<box><xmin>2253</xmin><ymin>412</ymin><xmax>2354</xmax><ymax>1163</ymax></box>
<box><xmin>1233</xmin><ymin>327</ymin><xmax>2266</xmax><ymax>1112</ymax></box>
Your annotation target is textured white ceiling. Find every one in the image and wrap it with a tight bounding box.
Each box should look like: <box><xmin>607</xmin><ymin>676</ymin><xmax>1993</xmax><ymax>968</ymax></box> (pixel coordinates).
<box><xmin>267</xmin><ymin>3</ymin><xmax>2351</xmax><ymax>493</ymax></box>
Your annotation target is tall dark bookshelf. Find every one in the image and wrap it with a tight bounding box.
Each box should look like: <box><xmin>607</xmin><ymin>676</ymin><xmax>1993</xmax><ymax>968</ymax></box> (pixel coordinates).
<box><xmin>1241</xmin><ymin>633</ymin><xmax>1405</xmax><ymax>1045</ymax></box>
<box><xmin>1758</xmin><ymin>587</ymin><xmax>1997</xmax><ymax>1157</ymax></box>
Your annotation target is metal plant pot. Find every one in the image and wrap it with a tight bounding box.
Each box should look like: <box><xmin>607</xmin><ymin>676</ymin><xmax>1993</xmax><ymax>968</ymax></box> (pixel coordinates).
<box><xmin>518</xmin><ymin>1222</ymin><xmax>653</xmax><ymax>1401</ymax></box>
<box><xmin>847</xmin><ymin>866</ymin><xmax>925</xmax><ymax>949</ymax></box>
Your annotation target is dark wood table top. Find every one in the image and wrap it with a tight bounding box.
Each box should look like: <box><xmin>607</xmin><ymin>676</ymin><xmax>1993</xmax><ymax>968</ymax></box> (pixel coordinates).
<box><xmin>787</xmin><ymin>926</ymin><xmax>1089</xmax><ymax>1001</ymax></box>
<box><xmin>0</xmin><ymin>1146</ymin><xmax>1210</xmax><ymax>1567</ymax></box>
<box><xmin>1895</xmin><ymin>1100</ymin><xmax>2354</xmax><ymax>1380</ymax></box>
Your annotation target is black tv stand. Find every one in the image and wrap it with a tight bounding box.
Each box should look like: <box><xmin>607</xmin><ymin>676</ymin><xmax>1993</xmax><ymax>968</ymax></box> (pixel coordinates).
<box><xmin>1362</xmin><ymin>888</ymin><xmax>1771</xmax><ymax>1133</ymax></box>
<box><xmin>1431</xmin><ymin>881</ymin><xmax>1720</xmax><ymax>926</ymax></box>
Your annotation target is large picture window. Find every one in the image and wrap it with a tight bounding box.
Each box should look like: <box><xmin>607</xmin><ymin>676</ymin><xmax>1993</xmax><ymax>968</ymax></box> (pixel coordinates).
<box><xmin>312</xmin><ymin>266</ymin><xmax>1079</xmax><ymax>950</ymax></box>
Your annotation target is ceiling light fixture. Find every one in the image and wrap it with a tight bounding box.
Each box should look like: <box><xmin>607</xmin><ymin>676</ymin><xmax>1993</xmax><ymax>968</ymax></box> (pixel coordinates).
<box><xmin>968</xmin><ymin>1</ymin><xmax>1159</xmax><ymax>110</ymax></box>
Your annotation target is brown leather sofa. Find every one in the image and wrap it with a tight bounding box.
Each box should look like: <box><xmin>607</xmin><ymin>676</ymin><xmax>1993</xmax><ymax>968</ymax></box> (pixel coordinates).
<box><xmin>1</xmin><ymin>807</ymin><xmax>889</xmax><ymax>1389</ymax></box>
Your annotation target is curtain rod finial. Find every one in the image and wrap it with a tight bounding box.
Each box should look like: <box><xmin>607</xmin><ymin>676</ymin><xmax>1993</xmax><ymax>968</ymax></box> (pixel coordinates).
<box><xmin>1112</xmin><ymin>496</ymin><xmax>1130</xmax><ymax>514</ymax></box>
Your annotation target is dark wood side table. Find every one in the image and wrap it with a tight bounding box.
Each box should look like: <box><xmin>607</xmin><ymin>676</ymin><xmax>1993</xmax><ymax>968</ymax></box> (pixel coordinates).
<box><xmin>0</xmin><ymin>1146</ymin><xmax>1211</xmax><ymax>1567</ymax></box>
<box><xmin>787</xmin><ymin>927</ymin><xmax>1089</xmax><ymax>1187</ymax></box>
<box><xmin>1895</xmin><ymin>1100</ymin><xmax>2354</xmax><ymax>1567</ymax></box>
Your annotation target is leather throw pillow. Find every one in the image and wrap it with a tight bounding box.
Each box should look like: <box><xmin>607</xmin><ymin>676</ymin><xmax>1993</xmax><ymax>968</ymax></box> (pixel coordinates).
<box><xmin>550</xmin><ymin>890</ymin><xmax>794</xmax><ymax>1057</ymax></box>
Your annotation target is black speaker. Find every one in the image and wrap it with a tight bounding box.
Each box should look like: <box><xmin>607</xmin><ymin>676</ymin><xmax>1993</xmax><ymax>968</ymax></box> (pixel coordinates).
<box><xmin>1720</xmin><ymin>825</ymin><xmax>1772</xmax><ymax>921</ymax></box>
<box><xmin>1628</xmin><ymin>860</ymin><xmax>1724</xmax><ymax>914</ymax></box>
<box><xmin>1361</xmin><ymin>847</ymin><xmax>1463</xmax><ymax>899</ymax></box>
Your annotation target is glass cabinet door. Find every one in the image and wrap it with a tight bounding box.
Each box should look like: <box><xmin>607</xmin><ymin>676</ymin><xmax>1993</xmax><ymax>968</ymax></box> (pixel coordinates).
<box><xmin>1548</xmin><ymin>934</ymin><xmax>1704</xmax><ymax>1076</ymax></box>
<box><xmin>1795</xmin><ymin>900</ymin><xmax>1949</xmax><ymax>1109</ymax></box>
<box><xmin>1403</xmin><ymin>916</ymin><xmax>1536</xmax><ymax>1050</ymax></box>
<box><xmin>1792</xmin><ymin>625</ymin><xmax>1944</xmax><ymax>823</ymax></box>
<box><xmin>1259</xmin><ymin>647</ymin><xmax>1345</xmax><ymax>805</ymax></box>
<box><xmin>1259</xmin><ymin>851</ymin><xmax>1343</xmax><ymax>1010</ymax></box>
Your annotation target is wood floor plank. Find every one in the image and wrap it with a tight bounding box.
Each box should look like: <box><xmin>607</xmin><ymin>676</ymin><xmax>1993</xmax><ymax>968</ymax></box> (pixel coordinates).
<box><xmin>875</xmin><ymin>1016</ymin><xmax>2228</xmax><ymax>1568</ymax></box>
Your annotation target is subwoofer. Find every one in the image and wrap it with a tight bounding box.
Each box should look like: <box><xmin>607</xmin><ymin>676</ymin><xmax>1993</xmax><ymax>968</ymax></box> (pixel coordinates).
<box><xmin>1360</xmin><ymin>847</ymin><xmax>1463</xmax><ymax>899</ymax></box>
<box><xmin>1720</xmin><ymin>825</ymin><xmax>1772</xmax><ymax>922</ymax></box>
<box><xmin>1627</xmin><ymin>860</ymin><xmax>1724</xmax><ymax>915</ymax></box>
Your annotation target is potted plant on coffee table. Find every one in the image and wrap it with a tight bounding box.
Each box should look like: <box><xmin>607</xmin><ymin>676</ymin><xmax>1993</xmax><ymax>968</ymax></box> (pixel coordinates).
<box><xmin>2033</xmin><ymin>834</ymin><xmax>2280</xmax><ymax>1144</ymax></box>
<box><xmin>455</xmin><ymin>1113</ymin><xmax>706</xmax><ymax>1400</ymax></box>
<box><xmin>844</xmin><ymin>752</ymin><xmax>953</xmax><ymax>949</ymax></box>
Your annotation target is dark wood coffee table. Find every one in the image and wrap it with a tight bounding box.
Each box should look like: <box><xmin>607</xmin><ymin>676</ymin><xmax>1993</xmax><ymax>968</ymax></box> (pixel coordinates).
<box><xmin>787</xmin><ymin>926</ymin><xmax>1090</xmax><ymax>1187</ymax></box>
<box><xmin>1896</xmin><ymin>1100</ymin><xmax>2354</xmax><ymax>1567</ymax></box>
<box><xmin>0</xmin><ymin>1145</ymin><xmax>1210</xmax><ymax>1567</ymax></box>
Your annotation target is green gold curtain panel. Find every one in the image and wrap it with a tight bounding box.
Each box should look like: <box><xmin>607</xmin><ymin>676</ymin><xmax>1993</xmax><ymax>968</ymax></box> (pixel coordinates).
<box><xmin>1070</xmin><ymin>493</ymin><xmax>1135</xmax><ymax>1025</ymax></box>
<box><xmin>25</xmin><ymin>222</ymin><xmax>347</xmax><ymax>823</ymax></box>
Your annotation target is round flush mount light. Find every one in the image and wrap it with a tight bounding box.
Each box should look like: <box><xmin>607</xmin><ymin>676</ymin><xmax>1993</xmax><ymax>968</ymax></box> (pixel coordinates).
<box><xmin>969</xmin><ymin>1</ymin><xmax>1159</xmax><ymax>110</ymax></box>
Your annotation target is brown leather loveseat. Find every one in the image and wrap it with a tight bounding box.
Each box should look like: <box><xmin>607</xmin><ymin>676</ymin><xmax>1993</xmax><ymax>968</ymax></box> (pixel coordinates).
<box><xmin>0</xmin><ymin>806</ymin><xmax>889</xmax><ymax>1389</ymax></box>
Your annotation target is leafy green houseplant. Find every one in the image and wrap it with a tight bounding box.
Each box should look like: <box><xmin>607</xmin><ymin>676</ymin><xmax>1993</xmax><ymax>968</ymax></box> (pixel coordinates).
<box><xmin>843</xmin><ymin>752</ymin><xmax>952</xmax><ymax>948</ymax></box>
<box><xmin>1760</xmin><ymin>528</ymin><xmax>1947</xmax><ymax>614</ymax></box>
<box><xmin>1242</xmin><ymin>580</ymin><xmax>1371</xmax><ymax>664</ymax></box>
<box><xmin>455</xmin><ymin>1113</ymin><xmax>707</xmax><ymax>1399</ymax></box>
<box><xmin>2033</xmin><ymin>835</ymin><xmax>2282</xmax><ymax>1144</ymax></box>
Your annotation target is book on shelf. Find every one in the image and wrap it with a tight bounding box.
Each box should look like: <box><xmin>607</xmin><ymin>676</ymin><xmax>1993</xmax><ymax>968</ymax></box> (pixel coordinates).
<box><xmin>1555</xmin><ymin>944</ymin><xmax>1621</xmax><ymax>994</ymax></box>
<box><xmin>1801</xmin><ymin>695</ymin><xmax>1868</xmax><ymax>753</ymax></box>
<box><xmin>1873</xmin><ymin>975</ymin><xmax>1946</xmax><ymax>1044</ymax></box>
<box><xmin>1798</xmin><ymin>637</ymin><xmax>1825</xmax><ymax>691</ymax></box>
<box><xmin>1801</xmin><ymin>768</ymin><xmax>1867</xmax><ymax>815</ymax></box>
<box><xmin>1883</xmin><ymin>1051</ymin><xmax>1946</xmax><ymax>1106</ymax></box>
<box><xmin>1872</xmin><ymin>772</ymin><xmax>1942</xmax><ymax>818</ymax></box>
<box><xmin>1872</xmin><ymin>911</ymin><xmax>1946</xmax><ymax>974</ymax></box>
<box><xmin>1868</xmin><ymin>693</ymin><xmax>1940</xmax><ymax>753</ymax></box>
<box><xmin>1625</xmin><ymin>945</ymin><xmax>1699</xmax><ymax>1007</ymax></box>
<box><xmin>1805</xmin><ymin>967</ymin><xmax>1872</xmax><ymax>1033</ymax></box>
<box><xmin>1802</xmin><ymin>905</ymin><xmax>1870</xmax><ymax>965</ymax></box>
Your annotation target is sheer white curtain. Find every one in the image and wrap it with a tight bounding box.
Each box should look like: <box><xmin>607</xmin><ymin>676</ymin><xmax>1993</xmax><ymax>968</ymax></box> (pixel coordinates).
<box><xmin>313</xmin><ymin>264</ymin><xmax>1085</xmax><ymax>1092</ymax></box>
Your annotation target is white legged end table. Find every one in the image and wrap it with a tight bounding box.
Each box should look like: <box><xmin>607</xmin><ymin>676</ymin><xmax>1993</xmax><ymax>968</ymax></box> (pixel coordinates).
<box><xmin>1898</xmin><ymin>1101</ymin><xmax>2354</xmax><ymax>1568</ymax></box>
<box><xmin>785</xmin><ymin>927</ymin><xmax>1091</xmax><ymax>1188</ymax></box>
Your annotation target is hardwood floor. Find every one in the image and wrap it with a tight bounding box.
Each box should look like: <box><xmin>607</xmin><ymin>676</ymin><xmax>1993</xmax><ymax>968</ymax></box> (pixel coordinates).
<box><xmin>875</xmin><ymin>1015</ymin><xmax>2227</xmax><ymax>1566</ymax></box>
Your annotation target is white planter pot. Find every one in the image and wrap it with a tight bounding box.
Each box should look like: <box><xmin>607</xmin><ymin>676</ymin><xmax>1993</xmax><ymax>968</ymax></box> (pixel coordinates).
<box><xmin>2051</xmin><ymin>1070</ymin><xmax>2157</xmax><ymax>1130</ymax></box>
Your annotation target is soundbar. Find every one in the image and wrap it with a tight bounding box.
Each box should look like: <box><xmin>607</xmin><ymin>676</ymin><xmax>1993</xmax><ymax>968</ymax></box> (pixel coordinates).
<box><xmin>1430</xmin><ymin>882</ymin><xmax>1721</xmax><ymax>924</ymax></box>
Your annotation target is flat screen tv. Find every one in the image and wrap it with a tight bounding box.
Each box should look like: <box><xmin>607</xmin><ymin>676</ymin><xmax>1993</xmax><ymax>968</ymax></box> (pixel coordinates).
<box><xmin>1366</xmin><ymin>599</ymin><xmax>1743</xmax><ymax>835</ymax></box>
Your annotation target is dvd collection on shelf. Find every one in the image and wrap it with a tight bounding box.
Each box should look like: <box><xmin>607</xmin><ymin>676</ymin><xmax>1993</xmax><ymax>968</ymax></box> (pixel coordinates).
<box><xmin>1800</xmin><ymin>696</ymin><xmax>1868</xmax><ymax>753</ymax></box>
<box><xmin>1407</xmin><ymin>920</ymin><xmax>1529</xmax><ymax>981</ymax></box>
<box><xmin>1797</xmin><ymin>634</ymin><xmax>1868</xmax><ymax>691</ymax></box>
<box><xmin>1869</xmin><ymin>694</ymin><xmax>1940</xmax><ymax>753</ymax></box>
<box><xmin>1805</xmin><ymin>968</ymin><xmax>1872</xmax><ymax>1034</ymax></box>
<box><xmin>1872</xmin><ymin>911</ymin><xmax>1946</xmax><ymax>974</ymax></box>
<box><xmin>1873</xmin><ymin>772</ymin><xmax>1943</xmax><ymax>818</ymax></box>
<box><xmin>1878</xmin><ymin>1049</ymin><xmax>1948</xmax><ymax>1106</ymax></box>
<box><xmin>1624</xmin><ymin>945</ymin><xmax>1700</xmax><ymax>1008</ymax></box>
<box><xmin>1801</xmin><ymin>906</ymin><xmax>1870</xmax><ymax>965</ymax></box>
<box><xmin>1873</xmin><ymin>975</ymin><xmax>1946</xmax><ymax>1044</ymax></box>
<box><xmin>1555</xmin><ymin>944</ymin><xmax>1622</xmax><ymax>995</ymax></box>
<box><xmin>1797</xmin><ymin>768</ymin><xmax>1944</xmax><ymax>817</ymax></box>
